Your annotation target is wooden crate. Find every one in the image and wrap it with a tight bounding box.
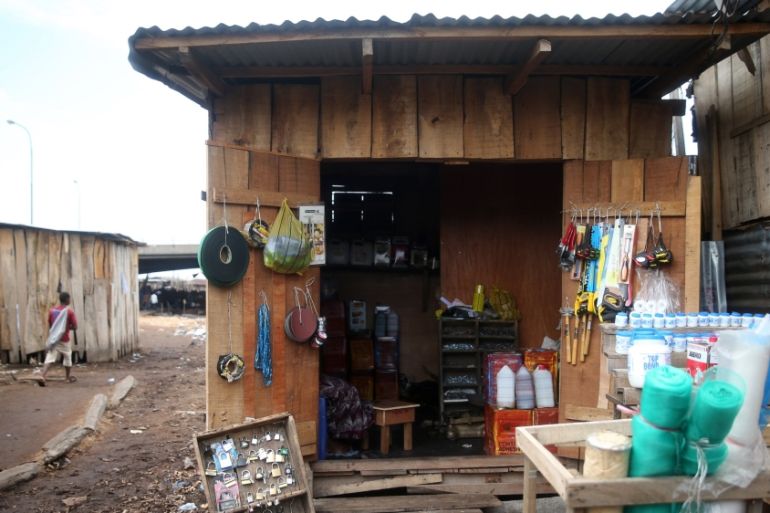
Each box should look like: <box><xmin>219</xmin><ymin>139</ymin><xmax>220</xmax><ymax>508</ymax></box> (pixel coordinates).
<box><xmin>516</xmin><ymin>419</ymin><xmax>770</xmax><ymax>513</ymax></box>
<box><xmin>193</xmin><ymin>412</ymin><xmax>315</xmax><ymax>513</ymax></box>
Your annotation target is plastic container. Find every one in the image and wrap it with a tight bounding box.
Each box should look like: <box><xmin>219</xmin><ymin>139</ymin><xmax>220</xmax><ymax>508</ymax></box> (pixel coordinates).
<box><xmin>730</xmin><ymin>312</ymin><xmax>742</xmax><ymax>328</ymax></box>
<box><xmin>653</xmin><ymin>313</ymin><xmax>665</xmax><ymax>329</ymax></box>
<box><xmin>515</xmin><ymin>366</ymin><xmax>535</xmax><ymax>409</ymax></box>
<box><xmin>665</xmin><ymin>313</ymin><xmax>676</xmax><ymax>329</ymax></box>
<box><xmin>675</xmin><ymin>313</ymin><xmax>687</xmax><ymax>328</ymax></box>
<box><xmin>658</xmin><ymin>330</ymin><xmax>674</xmax><ymax>349</ymax></box>
<box><xmin>533</xmin><ymin>365</ymin><xmax>555</xmax><ymax>408</ymax></box>
<box><xmin>672</xmin><ymin>333</ymin><xmax>687</xmax><ymax>352</ymax></box>
<box><xmin>741</xmin><ymin>313</ymin><xmax>754</xmax><ymax>328</ymax></box>
<box><xmin>495</xmin><ymin>365</ymin><xmax>515</xmax><ymax>408</ymax></box>
<box><xmin>628</xmin><ymin>334</ymin><xmax>671</xmax><ymax>388</ymax></box>
<box><xmin>641</xmin><ymin>313</ymin><xmax>654</xmax><ymax>329</ymax></box>
<box><xmin>687</xmin><ymin>312</ymin><xmax>699</xmax><ymax>328</ymax></box>
<box><xmin>708</xmin><ymin>312</ymin><xmax>720</xmax><ymax>327</ymax></box>
<box><xmin>615</xmin><ymin>312</ymin><xmax>628</xmax><ymax>328</ymax></box>
<box><xmin>699</xmin><ymin>312</ymin><xmax>710</xmax><ymax>327</ymax></box>
<box><xmin>719</xmin><ymin>313</ymin><xmax>731</xmax><ymax>328</ymax></box>
<box><xmin>615</xmin><ymin>330</ymin><xmax>633</xmax><ymax>355</ymax></box>
<box><xmin>630</xmin><ymin>312</ymin><xmax>642</xmax><ymax>328</ymax></box>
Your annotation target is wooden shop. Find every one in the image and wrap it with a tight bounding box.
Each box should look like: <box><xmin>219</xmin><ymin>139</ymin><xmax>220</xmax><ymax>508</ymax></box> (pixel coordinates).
<box><xmin>129</xmin><ymin>8</ymin><xmax>770</xmax><ymax>512</ymax></box>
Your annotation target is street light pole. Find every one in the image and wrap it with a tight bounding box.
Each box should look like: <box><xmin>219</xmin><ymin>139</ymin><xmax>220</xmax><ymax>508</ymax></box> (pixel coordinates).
<box><xmin>6</xmin><ymin>120</ymin><xmax>34</xmax><ymax>225</ymax></box>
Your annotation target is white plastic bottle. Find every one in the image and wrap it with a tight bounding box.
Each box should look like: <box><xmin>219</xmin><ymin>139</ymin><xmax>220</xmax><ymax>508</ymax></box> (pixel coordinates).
<box><xmin>495</xmin><ymin>365</ymin><xmax>515</xmax><ymax>408</ymax></box>
<box><xmin>533</xmin><ymin>365</ymin><xmax>555</xmax><ymax>408</ymax></box>
<box><xmin>515</xmin><ymin>366</ymin><xmax>535</xmax><ymax>409</ymax></box>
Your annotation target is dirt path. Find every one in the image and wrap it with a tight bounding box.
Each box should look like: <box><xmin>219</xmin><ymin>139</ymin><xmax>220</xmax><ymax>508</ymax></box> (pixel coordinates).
<box><xmin>0</xmin><ymin>314</ymin><xmax>208</xmax><ymax>513</ymax></box>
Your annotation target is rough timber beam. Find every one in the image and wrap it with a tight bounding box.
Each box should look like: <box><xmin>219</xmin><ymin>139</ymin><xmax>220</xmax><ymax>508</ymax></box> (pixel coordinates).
<box><xmin>362</xmin><ymin>38</ymin><xmax>373</xmax><ymax>94</ymax></box>
<box><xmin>637</xmin><ymin>44</ymin><xmax>733</xmax><ymax>98</ymax></box>
<box><xmin>215</xmin><ymin>63</ymin><xmax>673</xmax><ymax>79</ymax></box>
<box><xmin>505</xmin><ymin>39</ymin><xmax>551</xmax><ymax>95</ymax></box>
<box><xmin>178</xmin><ymin>46</ymin><xmax>227</xmax><ymax>97</ymax></box>
<box><xmin>133</xmin><ymin>23</ymin><xmax>770</xmax><ymax>49</ymax></box>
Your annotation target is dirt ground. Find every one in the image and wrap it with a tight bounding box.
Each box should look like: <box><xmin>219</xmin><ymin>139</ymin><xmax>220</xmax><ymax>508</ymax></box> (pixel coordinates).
<box><xmin>0</xmin><ymin>314</ymin><xmax>209</xmax><ymax>513</ymax></box>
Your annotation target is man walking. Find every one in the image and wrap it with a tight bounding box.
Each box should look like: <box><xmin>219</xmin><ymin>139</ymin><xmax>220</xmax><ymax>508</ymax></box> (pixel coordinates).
<box><xmin>41</xmin><ymin>292</ymin><xmax>78</xmax><ymax>384</ymax></box>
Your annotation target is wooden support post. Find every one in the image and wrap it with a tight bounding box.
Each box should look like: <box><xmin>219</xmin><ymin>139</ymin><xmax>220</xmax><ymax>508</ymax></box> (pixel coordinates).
<box><xmin>404</xmin><ymin>422</ymin><xmax>413</xmax><ymax>451</ymax></box>
<box><xmin>380</xmin><ymin>426</ymin><xmax>391</xmax><ymax>455</ymax></box>
<box><xmin>684</xmin><ymin>176</ymin><xmax>702</xmax><ymax>312</ymax></box>
<box><xmin>523</xmin><ymin>456</ymin><xmax>538</xmax><ymax>513</ymax></box>
<box><xmin>707</xmin><ymin>106</ymin><xmax>723</xmax><ymax>240</ymax></box>
<box><xmin>362</xmin><ymin>38</ymin><xmax>373</xmax><ymax>94</ymax></box>
<box><xmin>505</xmin><ymin>39</ymin><xmax>551</xmax><ymax>95</ymax></box>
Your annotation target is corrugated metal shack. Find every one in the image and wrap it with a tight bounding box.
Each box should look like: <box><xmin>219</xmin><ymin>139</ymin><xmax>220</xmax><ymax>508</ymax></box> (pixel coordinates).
<box><xmin>691</xmin><ymin>2</ymin><xmax>770</xmax><ymax>312</ymax></box>
<box><xmin>128</xmin><ymin>8</ymin><xmax>770</xmax><ymax>463</ymax></box>
<box><xmin>0</xmin><ymin>223</ymin><xmax>140</xmax><ymax>363</ymax></box>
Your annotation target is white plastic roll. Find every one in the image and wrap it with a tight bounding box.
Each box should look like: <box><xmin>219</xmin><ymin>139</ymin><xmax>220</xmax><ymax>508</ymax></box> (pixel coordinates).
<box><xmin>716</xmin><ymin>329</ymin><xmax>770</xmax><ymax>445</ymax></box>
<box><xmin>707</xmin><ymin>501</ymin><xmax>747</xmax><ymax>513</ymax></box>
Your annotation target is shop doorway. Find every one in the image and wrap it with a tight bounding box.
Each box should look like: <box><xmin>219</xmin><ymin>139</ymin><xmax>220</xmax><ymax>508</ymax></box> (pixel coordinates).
<box><xmin>318</xmin><ymin>161</ymin><xmax>562</xmax><ymax>458</ymax></box>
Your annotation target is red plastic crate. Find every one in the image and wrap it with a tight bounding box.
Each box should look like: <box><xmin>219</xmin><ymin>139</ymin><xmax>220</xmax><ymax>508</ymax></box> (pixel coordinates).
<box><xmin>482</xmin><ymin>352</ymin><xmax>523</xmax><ymax>406</ymax></box>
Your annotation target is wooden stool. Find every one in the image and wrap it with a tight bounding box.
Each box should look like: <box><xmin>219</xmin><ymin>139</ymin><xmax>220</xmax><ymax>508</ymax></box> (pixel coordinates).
<box><xmin>371</xmin><ymin>400</ymin><xmax>419</xmax><ymax>455</ymax></box>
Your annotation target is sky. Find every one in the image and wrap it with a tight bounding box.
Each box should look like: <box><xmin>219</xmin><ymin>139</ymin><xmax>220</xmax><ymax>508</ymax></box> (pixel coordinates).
<box><xmin>1</xmin><ymin>0</ymin><xmax>676</xmax><ymax>250</ymax></box>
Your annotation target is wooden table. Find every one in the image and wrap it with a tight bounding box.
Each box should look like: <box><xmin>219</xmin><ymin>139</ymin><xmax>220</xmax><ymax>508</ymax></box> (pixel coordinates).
<box><xmin>371</xmin><ymin>400</ymin><xmax>419</xmax><ymax>455</ymax></box>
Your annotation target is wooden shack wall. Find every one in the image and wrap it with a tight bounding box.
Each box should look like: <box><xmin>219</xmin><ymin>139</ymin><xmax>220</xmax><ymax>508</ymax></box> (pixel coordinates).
<box><xmin>694</xmin><ymin>34</ymin><xmax>770</xmax><ymax>233</ymax></box>
<box><xmin>0</xmin><ymin>228</ymin><xmax>139</xmax><ymax>363</ymax></box>
<box><xmin>207</xmin><ymin>74</ymin><xmax>679</xmax><ymax>451</ymax></box>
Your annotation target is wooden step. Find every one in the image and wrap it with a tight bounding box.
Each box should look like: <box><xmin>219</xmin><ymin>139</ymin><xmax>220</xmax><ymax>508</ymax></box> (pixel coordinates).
<box><xmin>314</xmin><ymin>493</ymin><xmax>502</xmax><ymax>513</ymax></box>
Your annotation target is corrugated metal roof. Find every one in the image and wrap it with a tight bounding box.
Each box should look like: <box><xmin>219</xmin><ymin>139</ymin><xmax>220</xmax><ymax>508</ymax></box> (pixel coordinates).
<box><xmin>666</xmin><ymin>0</ymin><xmax>760</xmax><ymax>15</ymax></box>
<box><xmin>128</xmin><ymin>11</ymin><xmax>770</xmax><ymax>107</ymax></box>
<box><xmin>0</xmin><ymin>223</ymin><xmax>141</xmax><ymax>246</ymax></box>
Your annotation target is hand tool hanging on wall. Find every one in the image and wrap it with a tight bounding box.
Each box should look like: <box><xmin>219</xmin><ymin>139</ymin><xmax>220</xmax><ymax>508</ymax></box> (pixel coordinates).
<box><xmin>557</xmin><ymin>213</ymin><xmax>577</xmax><ymax>271</ymax></box>
<box><xmin>244</xmin><ymin>197</ymin><xmax>270</xmax><ymax>249</ymax></box>
<box><xmin>652</xmin><ymin>206</ymin><xmax>673</xmax><ymax>264</ymax></box>
<box><xmin>560</xmin><ymin>300</ymin><xmax>574</xmax><ymax>364</ymax></box>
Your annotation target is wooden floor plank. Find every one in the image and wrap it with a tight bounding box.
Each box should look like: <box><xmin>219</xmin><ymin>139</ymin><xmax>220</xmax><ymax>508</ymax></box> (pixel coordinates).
<box><xmin>315</xmin><ymin>473</ymin><xmax>443</xmax><ymax>498</ymax></box>
<box><xmin>311</xmin><ymin>455</ymin><xmax>523</xmax><ymax>473</ymax></box>
<box><xmin>314</xmin><ymin>493</ymin><xmax>502</xmax><ymax>513</ymax></box>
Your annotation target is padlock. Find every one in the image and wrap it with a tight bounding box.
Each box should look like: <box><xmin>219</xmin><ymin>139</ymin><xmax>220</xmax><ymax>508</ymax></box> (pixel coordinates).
<box><xmin>269</xmin><ymin>483</ymin><xmax>278</xmax><ymax>496</ymax></box>
<box><xmin>222</xmin><ymin>438</ymin><xmax>235</xmax><ymax>452</ymax></box>
<box><xmin>218</xmin><ymin>451</ymin><xmax>234</xmax><ymax>471</ymax></box>
<box><xmin>271</xmin><ymin>463</ymin><xmax>282</xmax><ymax>478</ymax></box>
<box><xmin>248</xmin><ymin>449</ymin><xmax>259</xmax><ymax>462</ymax></box>
<box><xmin>275</xmin><ymin>433</ymin><xmax>283</xmax><ymax>442</ymax></box>
<box><xmin>256</xmin><ymin>488</ymin><xmax>266</xmax><ymax>501</ymax></box>
<box><xmin>258</xmin><ymin>448</ymin><xmax>268</xmax><ymax>460</ymax></box>
<box><xmin>223</xmin><ymin>472</ymin><xmax>237</xmax><ymax>487</ymax></box>
<box><xmin>285</xmin><ymin>464</ymin><xmax>293</xmax><ymax>475</ymax></box>
<box><xmin>205</xmin><ymin>462</ymin><xmax>217</xmax><ymax>476</ymax></box>
<box><xmin>266</xmin><ymin>449</ymin><xmax>276</xmax><ymax>463</ymax></box>
<box><xmin>286</xmin><ymin>474</ymin><xmax>294</xmax><ymax>486</ymax></box>
<box><xmin>275</xmin><ymin>451</ymin><xmax>285</xmax><ymax>463</ymax></box>
<box><xmin>264</xmin><ymin>431</ymin><xmax>272</xmax><ymax>442</ymax></box>
<box><xmin>240</xmin><ymin>437</ymin><xmax>250</xmax><ymax>449</ymax></box>
<box><xmin>278</xmin><ymin>446</ymin><xmax>289</xmax><ymax>457</ymax></box>
<box><xmin>278</xmin><ymin>477</ymin><xmax>287</xmax><ymax>489</ymax></box>
<box><xmin>236</xmin><ymin>453</ymin><xmax>248</xmax><ymax>468</ymax></box>
<box><xmin>241</xmin><ymin>470</ymin><xmax>253</xmax><ymax>485</ymax></box>
<box><xmin>251</xmin><ymin>433</ymin><xmax>260</xmax><ymax>445</ymax></box>
<box><xmin>255</xmin><ymin>466</ymin><xmax>264</xmax><ymax>480</ymax></box>
<box><xmin>247</xmin><ymin>492</ymin><xmax>255</xmax><ymax>504</ymax></box>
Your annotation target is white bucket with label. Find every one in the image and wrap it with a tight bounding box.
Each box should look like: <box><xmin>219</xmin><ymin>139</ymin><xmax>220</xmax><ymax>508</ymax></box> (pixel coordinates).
<box><xmin>628</xmin><ymin>335</ymin><xmax>671</xmax><ymax>388</ymax></box>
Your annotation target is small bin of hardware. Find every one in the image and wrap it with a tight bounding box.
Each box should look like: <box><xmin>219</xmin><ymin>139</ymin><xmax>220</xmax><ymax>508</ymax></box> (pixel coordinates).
<box><xmin>193</xmin><ymin>412</ymin><xmax>315</xmax><ymax>513</ymax></box>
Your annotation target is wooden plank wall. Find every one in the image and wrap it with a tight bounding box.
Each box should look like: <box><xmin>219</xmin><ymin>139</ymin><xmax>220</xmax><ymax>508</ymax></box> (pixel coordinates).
<box><xmin>209</xmin><ymin>88</ymin><xmax>321</xmax><ymax>455</ymax></box>
<box><xmin>207</xmin><ymin>74</ymin><xmax>677</xmax><ymax>452</ymax></box>
<box><xmin>694</xmin><ymin>34</ymin><xmax>770</xmax><ymax>231</ymax></box>
<box><xmin>0</xmin><ymin>228</ymin><xmax>138</xmax><ymax>363</ymax></box>
<box><xmin>440</xmin><ymin>164</ymin><xmax>563</xmax><ymax>348</ymax></box>
<box><xmin>559</xmin><ymin>157</ymin><xmax>700</xmax><ymax>420</ymax></box>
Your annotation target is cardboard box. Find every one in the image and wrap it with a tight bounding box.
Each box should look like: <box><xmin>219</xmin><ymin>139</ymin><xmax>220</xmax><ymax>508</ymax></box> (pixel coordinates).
<box><xmin>687</xmin><ymin>340</ymin><xmax>712</xmax><ymax>381</ymax></box>
<box><xmin>483</xmin><ymin>352</ymin><xmax>523</xmax><ymax>406</ymax></box>
<box><xmin>524</xmin><ymin>349</ymin><xmax>559</xmax><ymax>402</ymax></box>
<box><xmin>326</xmin><ymin>239</ymin><xmax>349</xmax><ymax>265</ymax></box>
<box><xmin>350</xmin><ymin>240</ymin><xmax>373</xmax><ymax>266</ymax></box>
<box><xmin>348</xmin><ymin>300</ymin><xmax>367</xmax><ymax>332</ymax></box>
<box><xmin>349</xmin><ymin>338</ymin><xmax>374</xmax><ymax>372</ymax></box>
<box><xmin>533</xmin><ymin>407</ymin><xmax>560</xmax><ymax>453</ymax></box>
<box><xmin>350</xmin><ymin>371</ymin><xmax>374</xmax><ymax>401</ymax></box>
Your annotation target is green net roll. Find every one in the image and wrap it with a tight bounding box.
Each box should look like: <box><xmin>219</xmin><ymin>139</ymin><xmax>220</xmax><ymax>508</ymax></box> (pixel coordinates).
<box><xmin>684</xmin><ymin>379</ymin><xmax>744</xmax><ymax>444</ymax></box>
<box><xmin>625</xmin><ymin>503</ymin><xmax>676</xmax><ymax>513</ymax></box>
<box><xmin>640</xmin><ymin>366</ymin><xmax>693</xmax><ymax>430</ymax></box>
<box><xmin>629</xmin><ymin>414</ymin><xmax>682</xmax><ymax>477</ymax></box>
<box><xmin>680</xmin><ymin>441</ymin><xmax>728</xmax><ymax>476</ymax></box>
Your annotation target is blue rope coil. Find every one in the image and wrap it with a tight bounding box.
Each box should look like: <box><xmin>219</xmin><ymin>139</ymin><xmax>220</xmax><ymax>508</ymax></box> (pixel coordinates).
<box><xmin>256</xmin><ymin>303</ymin><xmax>272</xmax><ymax>386</ymax></box>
